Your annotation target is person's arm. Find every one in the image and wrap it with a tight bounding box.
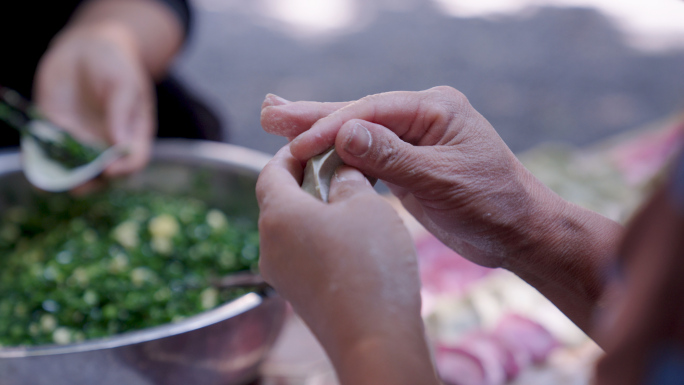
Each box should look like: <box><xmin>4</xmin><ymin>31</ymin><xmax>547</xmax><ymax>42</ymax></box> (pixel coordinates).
<box><xmin>256</xmin><ymin>146</ymin><xmax>442</xmax><ymax>385</ymax></box>
<box><xmin>33</xmin><ymin>0</ymin><xmax>186</xmax><ymax>181</ymax></box>
<box><xmin>260</xmin><ymin>88</ymin><xmax>625</xmax><ymax>344</ymax></box>
<box><xmin>503</xmin><ymin>192</ymin><xmax>623</xmax><ymax>340</ymax></box>
<box><xmin>594</xmin><ymin>152</ymin><xmax>684</xmax><ymax>385</ymax></box>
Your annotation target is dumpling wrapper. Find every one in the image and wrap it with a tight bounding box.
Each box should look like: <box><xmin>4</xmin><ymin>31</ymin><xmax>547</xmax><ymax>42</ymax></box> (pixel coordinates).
<box><xmin>301</xmin><ymin>147</ymin><xmax>376</xmax><ymax>202</ymax></box>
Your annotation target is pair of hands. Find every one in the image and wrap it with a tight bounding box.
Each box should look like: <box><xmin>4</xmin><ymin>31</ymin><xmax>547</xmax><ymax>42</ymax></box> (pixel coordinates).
<box><xmin>259</xmin><ymin>86</ymin><xmax>548</xmax><ymax>266</ymax></box>
<box><xmin>258</xmin><ymin>85</ymin><xmax>622</xmax><ymax>337</ymax></box>
<box><xmin>257</xmin><ymin>86</ymin><xmax>624</xmax><ymax>383</ymax></box>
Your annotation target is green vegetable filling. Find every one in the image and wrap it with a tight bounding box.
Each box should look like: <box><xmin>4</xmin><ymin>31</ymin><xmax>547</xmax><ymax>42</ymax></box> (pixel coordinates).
<box><xmin>30</xmin><ymin>132</ymin><xmax>102</xmax><ymax>169</ymax></box>
<box><xmin>0</xmin><ymin>190</ymin><xmax>259</xmax><ymax>347</ymax></box>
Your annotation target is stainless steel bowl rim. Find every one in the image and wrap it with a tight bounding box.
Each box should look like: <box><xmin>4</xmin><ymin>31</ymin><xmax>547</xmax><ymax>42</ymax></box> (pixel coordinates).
<box><xmin>0</xmin><ymin>139</ymin><xmax>275</xmax><ymax>358</ymax></box>
<box><xmin>0</xmin><ymin>139</ymin><xmax>272</xmax><ymax>177</ymax></box>
<box><xmin>0</xmin><ymin>293</ymin><xmax>264</xmax><ymax>358</ymax></box>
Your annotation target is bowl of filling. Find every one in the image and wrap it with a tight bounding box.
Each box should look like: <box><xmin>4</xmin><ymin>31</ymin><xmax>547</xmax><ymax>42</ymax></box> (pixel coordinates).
<box><xmin>0</xmin><ymin>140</ymin><xmax>286</xmax><ymax>385</ymax></box>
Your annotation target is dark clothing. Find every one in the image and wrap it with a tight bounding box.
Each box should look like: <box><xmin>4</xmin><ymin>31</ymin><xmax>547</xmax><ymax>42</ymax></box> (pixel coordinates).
<box><xmin>156</xmin><ymin>77</ymin><xmax>223</xmax><ymax>142</ymax></box>
<box><xmin>0</xmin><ymin>0</ymin><xmax>190</xmax><ymax>99</ymax></box>
<box><xmin>1</xmin><ymin>2</ymin><xmax>82</xmax><ymax>100</ymax></box>
<box><xmin>0</xmin><ymin>0</ymin><xmax>222</xmax><ymax>147</ymax></box>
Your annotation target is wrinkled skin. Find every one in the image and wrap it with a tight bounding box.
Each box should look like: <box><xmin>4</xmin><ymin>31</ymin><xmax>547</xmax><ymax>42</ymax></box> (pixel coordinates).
<box><xmin>261</xmin><ymin>87</ymin><xmax>623</xmax><ymax>335</ymax></box>
<box><xmin>260</xmin><ymin>87</ymin><xmax>684</xmax><ymax>384</ymax></box>
<box><xmin>256</xmin><ymin>146</ymin><xmax>441</xmax><ymax>385</ymax></box>
<box><xmin>262</xmin><ymin>87</ymin><xmax>608</xmax><ymax>268</ymax></box>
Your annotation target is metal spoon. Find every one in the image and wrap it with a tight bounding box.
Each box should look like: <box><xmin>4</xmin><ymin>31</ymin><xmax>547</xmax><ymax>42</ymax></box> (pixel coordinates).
<box><xmin>21</xmin><ymin>121</ymin><xmax>126</xmax><ymax>192</ymax></box>
<box><xmin>0</xmin><ymin>86</ymin><xmax>125</xmax><ymax>191</ymax></box>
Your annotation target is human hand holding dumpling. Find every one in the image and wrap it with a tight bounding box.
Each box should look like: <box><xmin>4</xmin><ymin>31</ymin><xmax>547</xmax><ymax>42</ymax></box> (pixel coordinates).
<box><xmin>256</xmin><ymin>145</ymin><xmax>439</xmax><ymax>385</ymax></box>
<box><xmin>261</xmin><ymin>87</ymin><xmax>623</xmax><ymax>335</ymax></box>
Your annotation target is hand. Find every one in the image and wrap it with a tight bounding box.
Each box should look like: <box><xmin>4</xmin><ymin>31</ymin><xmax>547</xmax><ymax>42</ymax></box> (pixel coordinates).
<box><xmin>256</xmin><ymin>145</ymin><xmax>440</xmax><ymax>385</ymax></box>
<box><xmin>262</xmin><ymin>87</ymin><xmax>564</xmax><ymax>267</ymax></box>
<box><xmin>34</xmin><ymin>21</ymin><xmax>155</xmax><ymax>178</ymax></box>
<box><xmin>261</xmin><ymin>88</ymin><xmax>624</xmax><ymax>334</ymax></box>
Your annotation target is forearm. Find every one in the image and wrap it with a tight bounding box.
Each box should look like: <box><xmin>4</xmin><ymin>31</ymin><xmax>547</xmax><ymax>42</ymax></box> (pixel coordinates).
<box><xmin>67</xmin><ymin>0</ymin><xmax>184</xmax><ymax>78</ymax></box>
<box><xmin>504</xmin><ymin>175</ymin><xmax>624</xmax><ymax>345</ymax></box>
<box><xmin>298</xmin><ymin>283</ymin><xmax>442</xmax><ymax>384</ymax></box>
<box><xmin>318</xmin><ymin>323</ymin><xmax>442</xmax><ymax>385</ymax></box>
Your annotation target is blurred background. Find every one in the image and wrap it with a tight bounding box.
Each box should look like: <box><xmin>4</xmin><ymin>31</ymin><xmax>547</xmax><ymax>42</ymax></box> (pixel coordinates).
<box><xmin>174</xmin><ymin>0</ymin><xmax>684</xmax><ymax>155</ymax></box>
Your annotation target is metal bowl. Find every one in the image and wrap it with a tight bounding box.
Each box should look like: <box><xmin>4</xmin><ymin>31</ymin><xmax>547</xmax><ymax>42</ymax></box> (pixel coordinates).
<box><xmin>0</xmin><ymin>140</ymin><xmax>286</xmax><ymax>385</ymax></box>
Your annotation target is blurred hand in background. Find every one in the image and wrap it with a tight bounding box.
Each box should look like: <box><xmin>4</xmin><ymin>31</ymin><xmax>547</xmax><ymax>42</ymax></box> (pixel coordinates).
<box><xmin>33</xmin><ymin>0</ymin><xmax>185</xmax><ymax>177</ymax></box>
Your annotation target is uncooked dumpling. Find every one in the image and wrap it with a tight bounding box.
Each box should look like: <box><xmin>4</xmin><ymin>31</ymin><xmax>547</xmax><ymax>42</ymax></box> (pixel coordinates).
<box><xmin>301</xmin><ymin>147</ymin><xmax>344</xmax><ymax>202</ymax></box>
<box><xmin>301</xmin><ymin>146</ymin><xmax>377</xmax><ymax>202</ymax></box>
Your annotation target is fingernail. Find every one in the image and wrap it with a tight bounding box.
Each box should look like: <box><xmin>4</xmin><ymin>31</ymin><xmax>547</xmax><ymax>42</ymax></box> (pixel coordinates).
<box><xmin>344</xmin><ymin>123</ymin><xmax>371</xmax><ymax>157</ymax></box>
<box><xmin>264</xmin><ymin>93</ymin><xmax>290</xmax><ymax>107</ymax></box>
<box><xmin>334</xmin><ymin>166</ymin><xmax>366</xmax><ymax>183</ymax></box>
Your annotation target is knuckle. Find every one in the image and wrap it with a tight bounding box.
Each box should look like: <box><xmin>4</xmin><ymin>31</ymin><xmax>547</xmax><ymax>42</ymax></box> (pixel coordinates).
<box><xmin>419</xmin><ymin>87</ymin><xmax>476</xmax><ymax>135</ymax></box>
<box><xmin>255</xmin><ymin>182</ymin><xmax>267</xmax><ymax>207</ymax></box>
<box><xmin>429</xmin><ymin>85</ymin><xmax>467</xmax><ymax>101</ymax></box>
<box><xmin>370</xmin><ymin>135</ymin><xmax>403</xmax><ymax>170</ymax></box>
<box><xmin>257</xmin><ymin>203</ymin><xmax>301</xmax><ymax>238</ymax></box>
<box><xmin>428</xmin><ymin>85</ymin><xmax>456</xmax><ymax>95</ymax></box>
<box><xmin>430</xmin><ymin>86</ymin><xmax>471</xmax><ymax>112</ymax></box>
<box><xmin>257</xmin><ymin>209</ymin><xmax>282</xmax><ymax>235</ymax></box>
<box><xmin>255</xmin><ymin>171</ymin><xmax>274</xmax><ymax>207</ymax></box>
<box><xmin>357</xmin><ymin>92</ymin><xmax>382</xmax><ymax>104</ymax></box>
<box><xmin>332</xmin><ymin>182</ymin><xmax>358</xmax><ymax>199</ymax></box>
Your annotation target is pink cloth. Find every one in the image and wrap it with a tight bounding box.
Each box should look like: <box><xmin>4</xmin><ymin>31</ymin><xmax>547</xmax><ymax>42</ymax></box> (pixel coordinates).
<box><xmin>436</xmin><ymin>314</ymin><xmax>559</xmax><ymax>385</ymax></box>
<box><xmin>610</xmin><ymin>120</ymin><xmax>684</xmax><ymax>186</ymax></box>
<box><xmin>415</xmin><ymin>234</ymin><xmax>494</xmax><ymax>295</ymax></box>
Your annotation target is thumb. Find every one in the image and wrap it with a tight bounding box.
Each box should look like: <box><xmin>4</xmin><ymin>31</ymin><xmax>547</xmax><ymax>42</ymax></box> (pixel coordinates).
<box><xmin>334</xmin><ymin>120</ymin><xmax>437</xmax><ymax>189</ymax></box>
<box><xmin>328</xmin><ymin>166</ymin><xmax>377</xmax><ymax>203</ymax></box>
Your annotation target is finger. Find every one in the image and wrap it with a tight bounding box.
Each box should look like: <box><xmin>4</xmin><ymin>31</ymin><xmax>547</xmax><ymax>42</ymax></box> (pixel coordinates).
<box><xmin>261</xmin><ymin>97</ymin><xmax>351</xmax><ymax>138</ymax></box>
<box><xmin>104</xmin><ymin>80</ymin><xmax>155</xmax><ymax>177</ymax></box>
<box><xmin>261</xmin><ymin>93</ymin><xmax>290</xmax><ymax>108</ymax></box>
<box><xmin>256</xmin><ymin>145</ymin><xmax>321</xmax><ymax>212</ymax></box>
<box><xmin>289</xmin><ymin>86</ymin><xmax>469</xmax><ymax>161</ymax></box>
<box><xmin>104</xmin><ymin>103</ymin><xmax>154</xmax><ymax>176</ymax></box>
<box><xmin>333</xmin><ymin>119</ymin><xmax>442</xmax><ymax>189</ymax></box>
<box><xmin>327</xmin><ymin>166</ymin><xmax>377</xmax><ymax>203</ymax></box>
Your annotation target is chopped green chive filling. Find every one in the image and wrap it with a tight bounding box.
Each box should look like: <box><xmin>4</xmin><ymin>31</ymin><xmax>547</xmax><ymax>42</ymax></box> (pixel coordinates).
<box><xmin>0</xmin><ymin>190</ymin><xmax>259</xmax><ymax>347</ymax></box>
